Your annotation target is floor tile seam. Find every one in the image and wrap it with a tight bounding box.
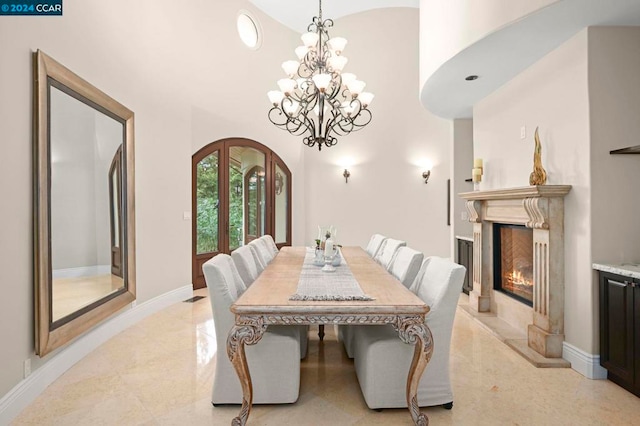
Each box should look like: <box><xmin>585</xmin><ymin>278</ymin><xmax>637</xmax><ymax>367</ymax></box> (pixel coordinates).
<box><xmin>113</xmin><ymin>380</ymin><xmax>158</xmax><ymax>425</ymax></box>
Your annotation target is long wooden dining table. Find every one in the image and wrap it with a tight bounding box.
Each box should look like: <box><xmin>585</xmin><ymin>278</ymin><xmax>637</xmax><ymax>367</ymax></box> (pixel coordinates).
<box><xmin>227</xmin><ymin>246</ymin><xmax>433</xmax><ymax>425</ymax></box>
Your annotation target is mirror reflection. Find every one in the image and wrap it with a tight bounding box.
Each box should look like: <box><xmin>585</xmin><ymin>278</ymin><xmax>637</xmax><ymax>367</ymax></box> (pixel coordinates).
<box><xmin>49</xmin><ymin>86</ymin><xmax>125</xmax><ymax>323</ymax></box>
<box><xmin>275</xmin><ymin>163</ymin><xmax>288</xmax><ymax>244</ymax></box>
<box><xmin>34</xmin><ymin>50</ymin><xmax>135</xmax><ymax>356</ymax></box>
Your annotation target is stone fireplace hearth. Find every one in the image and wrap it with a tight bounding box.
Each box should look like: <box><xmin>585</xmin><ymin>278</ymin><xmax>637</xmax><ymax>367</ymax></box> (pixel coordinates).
<box><xmin>460</xmin><ymin>185</ymin><xmax>571</xmax><ymax>362</ymax></box>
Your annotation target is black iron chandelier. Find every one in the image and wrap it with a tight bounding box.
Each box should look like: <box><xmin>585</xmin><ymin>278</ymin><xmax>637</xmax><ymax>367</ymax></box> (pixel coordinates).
<box><xmin>267</xmin><ymin>0</ymin><xmax>374</xmax><ymax>150</ymax></box>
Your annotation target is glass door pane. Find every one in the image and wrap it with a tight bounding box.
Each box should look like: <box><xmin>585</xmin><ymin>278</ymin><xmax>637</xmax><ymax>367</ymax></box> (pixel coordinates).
<box><xmin>274</xmin><ymin>163</ymin><xmax>288</xmax><ymax>245</ymax></box>
<box><xmin>229</xmin><ymin>146</ymin><xmax>265</xmax><ymax>247</ymax></box>
<box><xmin>196</xmin><ymin>151</ymin><xmax>219</xmax><ymax>254</ymax></box>
<box><xmin>228</xmin><ymin>159</ymin><xmax>243</xmax><ymax>251</ymax></box>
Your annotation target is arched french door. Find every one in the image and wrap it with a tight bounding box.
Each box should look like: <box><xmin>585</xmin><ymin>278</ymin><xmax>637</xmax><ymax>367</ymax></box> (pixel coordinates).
<box><xmin>192</xmin><ymin>138</ymin><xmax>292</xmax><ymax>288</ymax></box>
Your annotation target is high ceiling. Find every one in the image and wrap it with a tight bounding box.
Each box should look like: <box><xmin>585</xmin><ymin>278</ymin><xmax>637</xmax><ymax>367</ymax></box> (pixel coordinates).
<box><xmin>250</xmin><ymin>0</ymin><xmax>640</xmax><ymax>119</ymax></box>
<box><xmin>249</xmin><ymin>0</ymin><xmax>419</xmax><ymax>33</ymax></box>
<box><xmin>421</xmin><ymin>0</ymin><xmax>640</xmax><ymax>118</ymax></box>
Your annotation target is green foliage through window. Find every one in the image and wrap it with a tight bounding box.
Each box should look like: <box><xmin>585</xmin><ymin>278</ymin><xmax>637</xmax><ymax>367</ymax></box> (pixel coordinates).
<box><xmin>196</xmin><ymin>153</ymin><xmax>219</xmax><ymax>254</ymax></box>
<box><xmin>228</xmin><ymin>162</ymin><xmax>244</xmax><ymax>251</ymax></box>
<box><xmin>195</xmin><ymin>145</ymin><xmax>271</xmax><ymax>255</ymax></box>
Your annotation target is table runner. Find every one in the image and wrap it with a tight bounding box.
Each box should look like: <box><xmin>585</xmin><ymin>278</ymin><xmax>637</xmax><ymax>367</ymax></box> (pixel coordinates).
<box><xmin>289</xmin><ymin>248</ymin><xmax>375</xmax><ymax>301</ymax></box>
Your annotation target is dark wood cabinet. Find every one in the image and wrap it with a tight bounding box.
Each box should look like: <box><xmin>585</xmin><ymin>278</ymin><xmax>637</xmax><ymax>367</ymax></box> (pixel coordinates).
<box><xmin>599</xmin><ymin>271</ymin><xmax>640</xmax><ymax>397</ymax></box>
<box><xmin>456</xmin><ymin>238</ymin><xmax>474</xmax><ymax>295</ymax></box>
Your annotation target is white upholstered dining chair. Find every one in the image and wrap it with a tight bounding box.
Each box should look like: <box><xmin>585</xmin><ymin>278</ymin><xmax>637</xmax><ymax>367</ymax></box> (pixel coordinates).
<box><xmin>259</xmin><ymin>234</ymin><xmax>279</xmax><ymax>256</ymax></box>
<box><xmin>351</xmin><ymin>257</ymin><xmax>465</xmax><ymax>409</ymax></box>
<box><xmin>250</xmin><ymin>238</ymin><xmax>275</xmax><ymax>265</ymax></box>
<box><xmin>339</xmin><ymin>246</ymin><xmax>424</xmax><ymax>359</ymax></box>
<box><xmin>235</xmin><ymin>244</ymin><xmax>309</xmax><ymax>359</ymax></box>
<box><xmin>231</xmin><ymin>245</ymin><xmax>263</xmax><ymax>288</ymax></box>
<box><xmin>365</xmin><ymin>234</ymin><xmax>387</xmax><ymax>258</ymax></box>
<box><xmin>374</xmin><ymin>238</ymin><xmax>406</xmax><ymax>270</ymax></box>
<box><xmin>389</xmin><ymin>246</ymin><xmax>424</xmax><ymax>288</ymax></box>
<box><xmin>203</xmin><ymin>254</ymin><xmax>302</xmax><ymax>405</ymax></box>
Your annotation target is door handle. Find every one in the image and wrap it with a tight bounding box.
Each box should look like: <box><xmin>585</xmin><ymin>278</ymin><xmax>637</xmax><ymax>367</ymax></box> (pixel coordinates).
<box><xmin>610</xmin><ymin>280</ymin><xmax>628</xmax><ymax>287</ymax></box>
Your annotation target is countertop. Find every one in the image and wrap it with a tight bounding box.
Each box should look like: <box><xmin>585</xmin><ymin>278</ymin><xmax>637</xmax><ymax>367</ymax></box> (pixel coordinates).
<box><xmin>593</xmin><ymin>263</ymin><xmax>640</xmax><ymax>280</ymax></box>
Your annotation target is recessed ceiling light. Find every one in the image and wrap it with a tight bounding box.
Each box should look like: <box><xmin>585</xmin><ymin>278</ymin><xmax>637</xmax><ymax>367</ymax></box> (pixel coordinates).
<box><xmin>465</xmin><ymin>75</ymin><xmax>479</xmax><ymax>81</ymax></box>
<box><xmin>237</xmin><ymin>11</ymin><xmax>262</xmax><ymax>50</ymax></box>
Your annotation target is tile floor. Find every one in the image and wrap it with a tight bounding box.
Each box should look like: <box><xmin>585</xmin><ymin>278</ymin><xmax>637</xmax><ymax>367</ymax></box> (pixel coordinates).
<box><xmin>12</xmin><ymin>290</ymin><xmax>640</xmax><ymax>425</ymax></box>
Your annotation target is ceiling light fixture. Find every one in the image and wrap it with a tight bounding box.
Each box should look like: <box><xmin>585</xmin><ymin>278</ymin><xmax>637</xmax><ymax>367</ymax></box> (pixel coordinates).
<box><xmin>267</xmin><ymin>0</ymin><xmax>373</xmax><ymax>150</ymax></box>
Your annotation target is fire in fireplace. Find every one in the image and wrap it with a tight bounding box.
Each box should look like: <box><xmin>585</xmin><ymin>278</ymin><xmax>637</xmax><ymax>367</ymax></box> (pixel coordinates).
<box><xmin>493</xmin><ymin>224</ymin><xmax>533</xmax><ymax>306</ymax></box>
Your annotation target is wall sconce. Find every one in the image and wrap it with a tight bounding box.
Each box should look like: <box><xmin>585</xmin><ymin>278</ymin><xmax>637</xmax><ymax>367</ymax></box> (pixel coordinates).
<box><xmin>422</xmin><ymin>170</ymin><xmax>431</xmax><ymax>184</ymax></box>
<box><xmin>343</xmin><ymin>169</ymin><xmax>351</xmax><ymax>183</ymax></box>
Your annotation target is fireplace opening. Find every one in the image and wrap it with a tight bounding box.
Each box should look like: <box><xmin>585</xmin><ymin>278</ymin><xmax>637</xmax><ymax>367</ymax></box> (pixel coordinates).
<box><xmin>493</xmin><ymin>224</ymin><xmax>533</xmax><ymax>306</ymax></box>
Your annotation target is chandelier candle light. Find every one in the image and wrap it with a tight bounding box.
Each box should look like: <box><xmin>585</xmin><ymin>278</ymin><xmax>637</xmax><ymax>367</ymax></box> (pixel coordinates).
<box><xmin>267</xmin><ymin>0</ymin><xmax>374</xmax><ymax>150</ymax></box>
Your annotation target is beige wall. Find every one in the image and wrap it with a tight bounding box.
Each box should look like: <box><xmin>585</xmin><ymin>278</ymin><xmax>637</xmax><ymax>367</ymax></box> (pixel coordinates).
<box><xmin>0</xmin><ymin>1</ymin><xmax>446</xmax><ymax>399</ymax></box>
<box><xmin>589</xmin><ymin>26</ymin><xmax>640</xmax><ymax>264</ymax></box>
<box><xmin>588</xmin><ymin>26</ymin><xmax>640</xmax><ymax>349</ymax></box>
<box><xmin>303</xmin><ymin>8</ymin><xmax>453</xmax><ymax>257</ymax></box>
<box><xmin>451</xmin><ymin>118</ymin><xmax>474</xmax><ymax>250</ymax></box>
<box><xmin>0</xmin><ymin>0</ymin><xmax>306</xmax><ymax>397</ymax></box>
<box><xmin>474</xmin><ymin>26</ymin><xmax>640</xmax><ymax>355</ymax></box>
<box><xmin>473</xmin><ymin>30</ymin><xmax>594</xmax><ymax>352</ymax></box>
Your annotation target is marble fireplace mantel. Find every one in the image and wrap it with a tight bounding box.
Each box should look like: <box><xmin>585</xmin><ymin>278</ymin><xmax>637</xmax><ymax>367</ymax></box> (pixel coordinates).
<box><xmin>459</xmin><ymin>185</ymin><xmax>571</xmax><ymax>359</ymax></box>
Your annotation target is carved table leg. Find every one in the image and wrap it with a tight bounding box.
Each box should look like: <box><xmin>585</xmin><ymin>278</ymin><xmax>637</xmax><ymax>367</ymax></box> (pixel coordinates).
<box><xmin>318</xmin><ymin>324</ymin><xmax>325</xmax><ymax>341</ymax></box>
<box><xmin>394</xmin><ymin>318</ymin><xmax>434</xmax><ymax>426</ymax></box>
<box><xmin>227</xmin><ymin>317</ymin><xmax>267</xmax><ymax>426</ymax></box>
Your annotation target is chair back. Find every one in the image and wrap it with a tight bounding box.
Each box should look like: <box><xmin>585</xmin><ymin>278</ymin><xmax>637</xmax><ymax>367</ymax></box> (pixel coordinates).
<box><xmin>412</xmin><ymin>257</ymin><xmax>465</xmax><ymax>332</ymax></box>
<box><xmin>249</xmin><ymin>244</ymin><xmax>267</xmax><ymax>269</ymax></box>
<box><xmin>365</xmin><ymin>234</ymin><xmax>387</xmax><ymax>258</ymax></box>
<box><xmin>231</xmin><ymin>245</ymin><xmax>263</xmax><ymax>287</ymax></box>
<box><xmin>250</xmin><ymin>238</ymin><xmax>275</xmax><ymax>265</ymax></box>
<box><xmin>259</xmin><ymin>234</ymin><xmax>279</xmax><ymax>256</ymax></box>
<box><xmin>203</xmin><ymin>254</ymin><xmax>247</xmax><ymax>345</ymax></box>
<box><xmin>389</xmin><ymin>247</ymin><xmax>424</xmax><ymax>288</ymax></box>
<box><xmin>375</xmin><ymin>238</ymin><xmax>406</xmax><ymax>270</ymax></box>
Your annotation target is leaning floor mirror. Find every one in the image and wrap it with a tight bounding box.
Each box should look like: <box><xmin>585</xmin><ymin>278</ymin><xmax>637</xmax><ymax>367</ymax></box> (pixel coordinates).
<box><xmin>34</xmin><ymin>50</ymin><xmax>136</xmax><ymax>356</ymax></box>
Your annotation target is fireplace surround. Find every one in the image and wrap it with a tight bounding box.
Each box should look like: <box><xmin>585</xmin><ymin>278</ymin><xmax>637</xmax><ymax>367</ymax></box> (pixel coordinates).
<box><xmin>460</xmin><ymin>185</ymin><xmax>571</xmax><ymax>359</ymax></box>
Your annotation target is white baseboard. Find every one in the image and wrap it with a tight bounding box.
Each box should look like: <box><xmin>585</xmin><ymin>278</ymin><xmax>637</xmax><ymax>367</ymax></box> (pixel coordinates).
<box><xmin>52</xmin><ymin>265</ymin><xmax>111</xmax><ymax>279</ymax></box>
<box><xmin>563</xmin><ymin>341</ymin><xmax>608</xmax><ymax>379</ymax></box>
<box><xmin>0</xmin><ymin>284</ymin><xmax>193</xmax><ymax>425</ymax></box>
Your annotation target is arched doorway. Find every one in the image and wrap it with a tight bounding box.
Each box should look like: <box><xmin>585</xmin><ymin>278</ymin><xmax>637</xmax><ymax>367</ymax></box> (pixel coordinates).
<box><xmin>191</xmin><ymin>138</ymin><xmax>292</xmax><ymax>288</ymax></box>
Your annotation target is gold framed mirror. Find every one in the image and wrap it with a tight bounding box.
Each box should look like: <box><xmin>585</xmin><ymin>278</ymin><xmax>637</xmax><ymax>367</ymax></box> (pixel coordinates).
<box><xmin>34</xmin><ymin>50</ymin><xmax>136</xmax><ymax>356</ymax></box>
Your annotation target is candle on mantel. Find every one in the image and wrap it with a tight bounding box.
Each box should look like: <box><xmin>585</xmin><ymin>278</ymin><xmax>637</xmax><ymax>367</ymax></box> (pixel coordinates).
<box><xmin>474</xmin><ymin>158</ymin><xmax>483</xmax><ymax>169</ymax></box>
<box><xmin>472</xmin><ymin>167</ymin><xmax>482</xmax><ymax>182</ymax></box>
